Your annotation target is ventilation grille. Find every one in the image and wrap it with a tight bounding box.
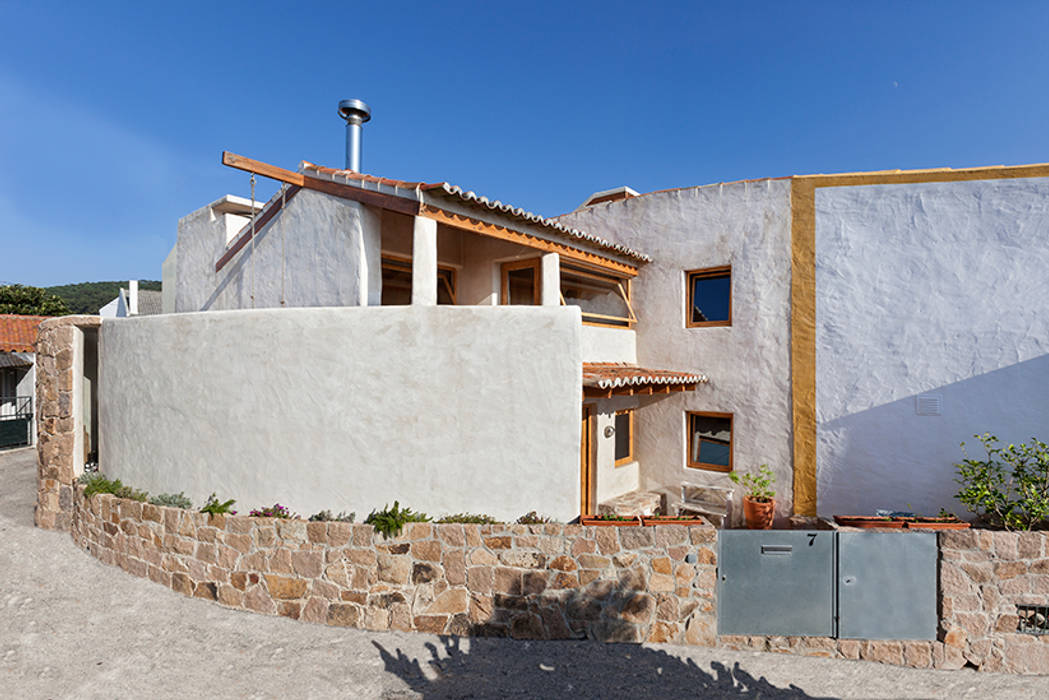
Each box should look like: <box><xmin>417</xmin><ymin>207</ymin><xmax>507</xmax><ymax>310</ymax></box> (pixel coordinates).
<box><xmin>916</xmin><ymin>394</ymin><xmax>942</xmax><ymax>416</ymax></box>
<box><xmin>1017</xmin><ymin>605</ymin><xmax>1049</xmax><ymax>635</ymax></box>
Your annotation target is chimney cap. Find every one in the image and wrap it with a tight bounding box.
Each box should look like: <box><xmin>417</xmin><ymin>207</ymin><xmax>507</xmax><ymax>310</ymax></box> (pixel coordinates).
<box><xmin>338</xmin><ymin>98</ymin><xmax>371</xmax><ymax>125</ymax></box>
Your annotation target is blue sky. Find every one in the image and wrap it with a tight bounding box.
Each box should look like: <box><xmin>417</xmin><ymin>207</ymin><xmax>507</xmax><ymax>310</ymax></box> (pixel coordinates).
<box><xmin>2</xmin><ymin>1</ymin><xmax>1048</xmax><ymax>286</ymax></box>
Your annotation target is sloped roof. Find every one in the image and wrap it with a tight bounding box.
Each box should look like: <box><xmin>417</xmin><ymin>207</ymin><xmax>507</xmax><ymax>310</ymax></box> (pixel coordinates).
<box><xmin>0</xmin><ymin>314</ymin><xmax>49</xmax><ymax>352</ymax></box>
<box><xmin>301</xmin><ymin>162</ymin><xmax>651</xmax><ymax>263</ymax></box>
<box><xmin>121</xmin><ymin>289</ymin><xmax>162</xmax><ymax>316</ymax></box>
<box><xmin>583</xmin><ymin>363</ymin><xmax>708</xmax><ymax>390</ymax></box>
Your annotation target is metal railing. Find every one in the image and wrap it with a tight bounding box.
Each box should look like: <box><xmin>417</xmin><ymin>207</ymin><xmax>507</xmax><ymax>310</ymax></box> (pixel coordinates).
<box><xmin>0</xmin><ymin>395</ymin><xmax>32</xmax><ymax>420</ymax></box>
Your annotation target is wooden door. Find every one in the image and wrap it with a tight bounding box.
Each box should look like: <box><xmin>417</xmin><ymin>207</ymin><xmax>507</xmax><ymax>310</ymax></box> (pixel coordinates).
<box><xmin>580</xmin><ymin>405</ymin><xmax>595</xmax><ymax>516</ymax></box>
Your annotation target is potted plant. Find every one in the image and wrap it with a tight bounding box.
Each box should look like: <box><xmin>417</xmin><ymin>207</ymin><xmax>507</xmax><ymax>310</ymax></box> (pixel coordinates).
<box><xmin>729</xmin><ymin>464</ymin><xmax>776</xmax><ymax>529</ymax></box>
<box><xmin>641</xmin><ymin>514</ymin><xmax>710</xmax><ymax>526</ymax></box>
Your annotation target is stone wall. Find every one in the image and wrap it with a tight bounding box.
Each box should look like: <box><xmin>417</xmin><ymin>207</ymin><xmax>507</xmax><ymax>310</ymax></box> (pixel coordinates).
<box><xmin>34</xmin><ymin>315</ymin><xmax>100</xmax><ymax>530</ymax></box>
<box><xmin>70</xmin><ymin>488</ymin><xmax>718</xmax><ymax>643</ymax></box>
<box><xmin>940</xmin><ymin>529</ymin><xmax>1049</xmax><ymax>673</ymax></box>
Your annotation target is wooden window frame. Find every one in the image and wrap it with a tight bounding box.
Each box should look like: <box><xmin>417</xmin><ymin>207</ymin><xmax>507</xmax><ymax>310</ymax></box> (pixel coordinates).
<box><xmin>501</xmin><ymin>258</ymin><xmax>542</xmax><ymax>305</ymax></box>
<box><xmin>381</xmin><ymin>254</ymin><xmax>458</xmax><ymax>305</ymax></box>
<box><xmin>614</xmin><ymin>409</ymin><xmax>635</xmax><ymax>467</ymax></box>
<box><xmin>685</xmin><ymin>265</ymin><xmax>731</xmax><ymax>328</ymax></box>
<box><xmin>686</xmin><ymin>410</ymin><xmax>733</xmax><ymax>473</ymax></box>
<box><xmin>560</xmin><ymin>263</ymin><xmax>637</xmax><ymax>329</ymax></box>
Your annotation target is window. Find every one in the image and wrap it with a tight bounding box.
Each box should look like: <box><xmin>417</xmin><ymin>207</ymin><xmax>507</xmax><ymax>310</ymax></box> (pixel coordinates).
<box><xmin>381</xmin><ymin>257</ymin><xmax>456</xmax><ymax>305</ymax></box>
<box><xmin>501</xmin><ymin>259</ymin><xmax>540</xmax><ymax>305</ymax></box>
<box><xmin>686</xmin><ymin>266</ymin><xmax>731</xmax><ymax>327</ymax></box>
<box><xmin>687</xmin><ymin>411</ymin><xmax>732</xmax><ymax>472</ymax></box>
<box><xmin>614</xmin><ymin>409</ymin><xmax>634</xmax><ymax>466</ymax></box>
<box><xmin>561</xmin><ymin>263</ymin><xmax>636</xmax><ymax>328</ymax></box>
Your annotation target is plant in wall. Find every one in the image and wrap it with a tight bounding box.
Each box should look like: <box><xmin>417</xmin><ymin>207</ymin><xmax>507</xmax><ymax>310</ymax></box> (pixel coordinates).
<box><xmin>309</xmin><ymin>509</ymin><xmax>355</xmax><ymax>522</ymax></box>
<box><xmin>955</xmin><ymin>433</ymin><xmax>1049</xmax><ymax>531</ymax></box>
<box><xmin>365</xmin><ymin>501</ymin><xmax>431</xmax><ymax>538</ymax></box>
<box><xmin>200</xmin><ymin>493</ymin><xmax>237</xmax><ymax>516</ymax></box>
<box><xmin>516</xmin><ymin>511</ymin><xmax>554</xmax><ymax>525</ymax></box>
<box><xmin>149</xmin><ymin>492</ymin><xmax>192</xmax><ymax>509</ymax></box>
<box><xmin>79</xmin><ymin>473</ymin><xmax>148</xmax><ymax>502</ymax></box>
<box><xmin>249</xmin><ymin>503</ymin><xmax>296</xmax><ymax>519</ymax></box>
<box><xmin>436</xmin><ymin>513</ymin><xmax>500</xmax><ymax>524</ymax></box>
<box><xmin>730</xmin><ymin>464</ymin><xmax>776</xmax><ymax>529</ymax></box>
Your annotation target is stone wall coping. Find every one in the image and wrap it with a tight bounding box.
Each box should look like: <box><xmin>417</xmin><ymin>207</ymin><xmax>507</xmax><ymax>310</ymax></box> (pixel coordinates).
<box><xmin>39</xmin><ymin>314</ymin><xmax>102</xmax><ymax>332</ymax></box>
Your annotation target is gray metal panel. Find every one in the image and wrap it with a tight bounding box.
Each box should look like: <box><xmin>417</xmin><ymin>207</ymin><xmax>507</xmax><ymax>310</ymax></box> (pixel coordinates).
<box><xmin>838</xmin><ymin>531</ymin><xmax>937</xmax><ymax>640</ymax></box>
<box><xmin>717</xmin><ymin>530</ymin><xmax>835</xmax><ymax>637</ymax></box>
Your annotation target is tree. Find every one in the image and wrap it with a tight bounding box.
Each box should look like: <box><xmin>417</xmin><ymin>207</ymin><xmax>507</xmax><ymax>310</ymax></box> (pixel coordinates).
<box><xmin>0</xmin><ymin>284</ymin><xmax>71</xmax><ymax>316</ymax></box>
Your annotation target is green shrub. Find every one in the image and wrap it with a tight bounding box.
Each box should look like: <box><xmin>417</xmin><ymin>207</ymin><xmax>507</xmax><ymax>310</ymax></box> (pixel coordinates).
<box><xmin>436</xmin><ymin>513</ymin><xmax>500</xmax><ymax>524</ymax></box>
<box><xmin>956</xmin><ymin>433</ymin><xmax>1049</xmax><ymax>531</ymax></box>
<box><xmin>365</xmin><ymin>501</ymin><xmax>430</xmax><ymax>538</ymax></box>
<box><xmin>200</xmin><ymin>493</ymin><xmax>237</xmax><ymax>515</ymax></box>
<box><xmin>309</xmin><ymin>509</ymin><xmax>355</xmax><ymax>522</ymax></box>
<box><xmin>149</xmin><ymin>492</ymin><xmax>193</xmax><ymax>509</ymax></box>
<box><xmin>80</xmin><ymin>473</ymin><xmax>147</xmax><ymax>501</ymax></box>
<box><xmin>516</xmin><ymin>511</ymin><xmax>553</xmax><ymax>525</ymax></box>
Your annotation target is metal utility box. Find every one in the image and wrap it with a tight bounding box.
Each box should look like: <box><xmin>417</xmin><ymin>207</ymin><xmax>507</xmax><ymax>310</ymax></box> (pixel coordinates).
<box><xmin>717</xmin><ymin>530</ymin><xmax>938</xmax><ymax>641</ymax></box>
<box><xmin>837</xmin><ymin>531</ymin><xmax>937</xmax><ymax>640</ymax></box>
<box><xmin>717</xmin><ymin>530</ymin><xmax>835</xmax><ymax>637</ymax></box>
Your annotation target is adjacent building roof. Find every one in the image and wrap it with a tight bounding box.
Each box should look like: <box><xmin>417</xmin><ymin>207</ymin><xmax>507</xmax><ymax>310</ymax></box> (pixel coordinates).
<box><xmin>0</xmin><ymin>315</ymin><xmax>49</xmax><ymax>352</ymax></box>
<box><xmin>0</xmin><ymin>352</ymin><xmax>33</xmax><ymax>368</ymax></box>
<box><xmin>582</xmin><ymin>362</ymin><xmax>708</xmax><ymax>397</ymax></box>
<box><xmin>120</xmin><ymin>289</ymin><xmax>163</xmax><ymax>316</ymax></box>
<box><xmin>300</xmin><ymin>162</ymin><xmax>652</xmax><ymax>263</ymax></box>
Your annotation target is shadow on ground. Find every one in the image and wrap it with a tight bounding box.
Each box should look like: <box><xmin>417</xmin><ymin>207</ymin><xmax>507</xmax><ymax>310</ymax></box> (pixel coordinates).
<box><xmin>375</xmin><ymin>636</ymin><xmax>829</xmax><ymax>699</ymax></box>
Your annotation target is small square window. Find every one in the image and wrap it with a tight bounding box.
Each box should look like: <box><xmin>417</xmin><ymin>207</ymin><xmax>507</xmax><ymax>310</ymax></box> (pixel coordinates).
<box><xmin>687</xmin><ymin>411</ymin><xmax>732</xmax><ymax>472</ymax></box>
<box><xmin>686</xmin><ymin>266</ymin><xmax>731</xmax><ymax>327</ymax></box>
<box><xmin>614</xmin><ymin>410</ymin><xmax>634</xmax><ymax>466</ymax></box>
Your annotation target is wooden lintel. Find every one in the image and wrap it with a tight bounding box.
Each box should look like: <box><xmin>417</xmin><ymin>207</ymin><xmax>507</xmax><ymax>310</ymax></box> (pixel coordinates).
<box><xmin>222</xmin><ymin>151</ymin><xmax>420</xmax><ymax>217</ymax></box>
<box><xmin>583</xmin><ymin>382</ymin><xmax>700</xmax><ymax>400</ymax></box>
<box><xmin>421</xmin><ymin>204</ymin><xmax>639</xmax><ymax>278</ymax></box>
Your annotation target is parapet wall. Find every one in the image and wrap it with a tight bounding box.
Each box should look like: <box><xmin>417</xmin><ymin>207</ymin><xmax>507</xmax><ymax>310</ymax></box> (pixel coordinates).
<box><xmin>71</xmin><ymin>487</ymin><xmax>718</xmax><ymax>644</ymax></box>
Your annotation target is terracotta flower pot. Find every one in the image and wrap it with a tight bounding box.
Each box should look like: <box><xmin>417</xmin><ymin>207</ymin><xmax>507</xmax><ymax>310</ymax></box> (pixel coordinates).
<box><xmin>743</xmin><ymin>496</ymin><xmax>775</xmax><ymax>529</ymax></box>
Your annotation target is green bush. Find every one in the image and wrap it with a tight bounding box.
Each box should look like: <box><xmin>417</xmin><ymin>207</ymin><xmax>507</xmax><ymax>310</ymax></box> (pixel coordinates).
<box><xmin>249</xmin><ymin>503</ymin><xmax>294</xmax><ymax>519</ymax></box>
<box><xmin>309</xmin><ymin>509</ymin><xmax>356</xmax><ymax>522</ymax></box>
<box><xmin>956</xmin><ymin>433</ymin><xmax>1049</xmax><ymax>531</ymax></box>
<box><xmin>516</xmin><ymin>511</ymin><xmax>553</xmax><ymax>525</ymax></box>
<box><xmin>365</xmin><ymin>501</ymin><xmax>430</xmax><ymax>539</ymax></box>
<box><xmin>200</xmin><ymin>493</ymin><xmax>237</xmax><ymax>515</ymax></box>
<box><xmin>79</xmin><ymin>473</ymin><xmax>147</xmax><ymax>501</ymax></box>
<box><xmin>436</xmin><ymin>513</ymin><xmax>500</xmax><ymax>524</ymax></box>
<box><xmin>149</xmin><ymin>492</ymin><xmax>193</xmax><ymax>509</ymax></box>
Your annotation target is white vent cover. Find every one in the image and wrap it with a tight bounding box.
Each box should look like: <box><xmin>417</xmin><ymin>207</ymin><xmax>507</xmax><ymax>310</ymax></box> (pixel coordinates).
<box><xmin>916</xmin><ymin>394</ymin><xmax>942</xmax><ymax>416</ymax></box>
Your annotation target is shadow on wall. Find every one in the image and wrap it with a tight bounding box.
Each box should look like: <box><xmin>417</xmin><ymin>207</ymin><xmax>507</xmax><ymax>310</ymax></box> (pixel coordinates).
<box><xmin>818</xmin><ymin>353</ymin><xmax>1049</xmax><ymax>517</ymax></box>
<box><xmin>375</xmin><ymin>636</ymin><xmax>822</xmax><ymax>699</ymax></box>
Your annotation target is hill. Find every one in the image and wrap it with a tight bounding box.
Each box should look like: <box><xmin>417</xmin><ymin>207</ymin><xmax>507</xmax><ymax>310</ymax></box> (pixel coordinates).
<box><xmin>45</xmin><ymin>281</ymin><xmax>161</xmax><ymax>315</ymax></box>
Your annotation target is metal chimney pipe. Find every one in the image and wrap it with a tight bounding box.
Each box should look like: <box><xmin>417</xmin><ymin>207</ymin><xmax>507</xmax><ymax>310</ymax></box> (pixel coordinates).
<box><xmin>337</xmin><ymin>98</ymin><xmax>371</xmax><ymax>171</ymax></box>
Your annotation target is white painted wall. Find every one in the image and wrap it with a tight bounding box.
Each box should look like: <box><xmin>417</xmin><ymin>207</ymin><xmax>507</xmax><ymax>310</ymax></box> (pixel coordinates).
<box><xmin>581</xmin><ymin>326</ymin><xmax>637</xmax><ymax>363</ymax></box>
<box><xmin>559</xmin><ymin>180</ymin><xmax>795</xmax><ymax>521</ymax></box>
<box><xmin>175</xmin><ymin>191</ymin><xmax>381</xmax><ymax>312</ymax></box>
<box><xmin>161</xmin><ymin>245</ymin><xmax>177</xmax><ymax>314</ymax></box>
<box><xmin>99</xmin><ymin>306</ymin><xmax>583</xmax><ymax>522</ymax></box>
<box><xmin>815</xmin><ymin>177</ymin><xmax>1049</xmax><ymax>517</ymax></box>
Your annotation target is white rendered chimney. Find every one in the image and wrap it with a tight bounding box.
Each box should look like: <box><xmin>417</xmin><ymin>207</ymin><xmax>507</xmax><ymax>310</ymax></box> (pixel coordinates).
<box><xmin>129</xmin><ymin>280</ymin><xmax>139</xmax><ymax>315</ymax></box>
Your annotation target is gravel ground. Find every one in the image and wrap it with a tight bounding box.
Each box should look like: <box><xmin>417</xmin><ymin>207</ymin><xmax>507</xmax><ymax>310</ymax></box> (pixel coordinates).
<box><xmin>3</xmin><ymin>446</ymin><xmax>1049</xmax><ymax>699</ymax></box>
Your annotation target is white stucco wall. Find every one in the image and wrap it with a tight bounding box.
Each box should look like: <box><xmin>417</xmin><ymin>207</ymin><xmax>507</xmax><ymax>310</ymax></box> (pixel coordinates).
<box><xmin>559</xmin><ymin>180</ymin><xmax>795</xmax><ymax>521</ymax></box>
<box><xmin>815</xmin><ymin>177</ymin><xmax>1049</xmax><ymax>517</ymax></box>
<box><xmin>590</xmin><ymin>396</ymin><xmax>641</xmax><ymax>504</ymax></box>
<box><xmin>581</xmin><ymin>326</ymin><xmax>637</xmax><ymax>363</ymax></box>
<box><xmin>161</xmin><ymin>245</ymin><xmax>177</xmax><ymax>314</ymax></box>
<box><xmin>99</xmin><ymin>306</ymin><xmax>582</xmax><ymax>521</ymax></box>
<box><xmin>175</xmin><ymin>191</ymin><xmax>381</xmax><ymax>312</ymax></box>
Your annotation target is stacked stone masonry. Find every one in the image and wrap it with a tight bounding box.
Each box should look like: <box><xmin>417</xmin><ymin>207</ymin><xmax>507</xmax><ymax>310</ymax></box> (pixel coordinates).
<box><xmin>70</xmin><ymin>488</ymin><xmax>718</xmax><ymax>644</ymax></box>
<box><xmin>34</xmin><ymin>315</ymin><xmax>100</xmax><ymax>531</ymax></box>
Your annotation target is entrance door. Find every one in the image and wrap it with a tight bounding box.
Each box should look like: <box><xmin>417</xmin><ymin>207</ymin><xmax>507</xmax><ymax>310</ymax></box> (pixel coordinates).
<box><xmin>580</xmin><ymin>405</ymin><xmax>595</xmax><ymax>516</ymax></box>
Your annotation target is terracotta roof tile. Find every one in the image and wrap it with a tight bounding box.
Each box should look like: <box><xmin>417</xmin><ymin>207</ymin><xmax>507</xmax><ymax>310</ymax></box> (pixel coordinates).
<box><xmin>0</xmin><ymin>314</ymin><xmax>50</xmax><ymax>352</ymax></box>
<box><xmin>582</xmin><ymin>362</ymin><xmax>708</xmax><ymax>389</ymax></box>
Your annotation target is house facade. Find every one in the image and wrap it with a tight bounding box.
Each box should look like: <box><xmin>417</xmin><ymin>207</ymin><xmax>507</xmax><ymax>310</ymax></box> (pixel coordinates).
<box><xmin>87</xmin><ymin>151</ymin><xmax>1048</xmax><ymax>524</ymax></box>
<box><xmin>1</xmin><ymin>314</ymin><xmax>48</xmax><ymax>449</ymax></box>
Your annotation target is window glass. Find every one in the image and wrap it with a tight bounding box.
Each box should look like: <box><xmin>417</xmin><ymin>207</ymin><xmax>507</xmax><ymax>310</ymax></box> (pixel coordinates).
<box><xmin>561</xmin><ymin>266</ymin><xmax>631</xmax><ymax>323</ymax></box>
<box><xmin>688</xmin><ymin>268</ymin><xmax>731</xmax><ymax>325</ymax></box>
<box><xmin>614</xmin><ymin>410</ymin><xmax>633</xmax><ymax>464</ymax></box>
<box><xmin>688</xmin><ymin>413</ymin><xmax>732</xmax><ymax>471</ymax></box>
<box><xmin>502</xmin><ymin>261</ymin><xmax>540</xmax><ymax>305</ymax></box>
